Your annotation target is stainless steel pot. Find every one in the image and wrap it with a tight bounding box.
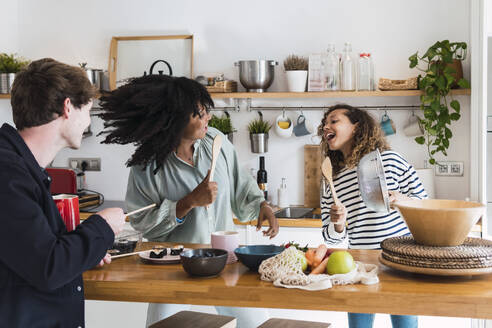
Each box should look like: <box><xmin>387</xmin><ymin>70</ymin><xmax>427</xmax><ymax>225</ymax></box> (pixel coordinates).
<box><xmin>234</xmin><ymin>60</ymin><xmax>278</xmax><ymax>92</ymax></box>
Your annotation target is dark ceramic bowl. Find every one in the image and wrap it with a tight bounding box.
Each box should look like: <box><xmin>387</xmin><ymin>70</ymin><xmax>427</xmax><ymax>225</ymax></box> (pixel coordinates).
<box><xmin>234</xmin><ymin>245</ymin><xmax>285</xmax><ymax>271</ymax></box>
<box><xmin>180</xmin><ymin>248</ymin><xmax>228</xmax><ymax>277</ymax></box>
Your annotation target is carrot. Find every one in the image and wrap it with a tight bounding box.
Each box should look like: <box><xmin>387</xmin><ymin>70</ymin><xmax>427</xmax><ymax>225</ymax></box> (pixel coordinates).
<box><xmin>305</xmin><ymin>249</ymin><xmax>316</xmax><ymax>267</ymax></box>
<box><xmin>312</xmin><ymin>244</ymin><xmax>328</xmax><ymax>268</ymax></box>
<box><xmin>310</xmin><ymin>257</ymin><xmax>329</xmax><ymax>275</ymax></box>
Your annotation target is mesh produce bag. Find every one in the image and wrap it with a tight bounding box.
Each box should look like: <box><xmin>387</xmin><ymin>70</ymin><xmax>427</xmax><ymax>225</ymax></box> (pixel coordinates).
<box><xmin>258</xmin><ymin>247</ymin><xmax>379</xmax><ymax>291</ymax></box>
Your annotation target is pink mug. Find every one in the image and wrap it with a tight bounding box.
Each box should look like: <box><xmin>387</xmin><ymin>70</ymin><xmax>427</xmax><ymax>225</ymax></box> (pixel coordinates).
<box><xmin>211</xmin><ymin>231</ymin><xmax>239</xmax><ymax>264</ymax></box>
<box><xmin>53</xmin><ymin>194</ymin><xmax>80</xmax><ymax>232</ymax></box>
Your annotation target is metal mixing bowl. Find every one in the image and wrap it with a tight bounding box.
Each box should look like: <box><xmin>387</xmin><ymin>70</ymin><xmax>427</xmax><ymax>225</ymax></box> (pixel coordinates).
<box><xmin>234</xmin><ymin>60</ymin><xmax>278</xmax><ymax>92</ymax></box>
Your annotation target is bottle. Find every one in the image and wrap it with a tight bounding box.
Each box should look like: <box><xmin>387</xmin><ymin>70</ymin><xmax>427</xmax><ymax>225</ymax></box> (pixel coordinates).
<box><xmin>358</xmin><ymin>53</ymin><xmax>370</xmax><ymax>91</ymax></box>
<box><xmin>257</xmin><ymin>156</ymin><xmax>268</xmax><ymax>200</ymax></box>
<box><xmin>341</xmin><ymin>42</ymin><xmax>356</xmax><ymax>91</ymax></box>
<box><xmin>324</xmin><ymin>44</ymin><xmax>339</xmax><ymax>90</ymax></box>
<box><xmin>357</xmin><ymin>53</ymin><xmax>374</xmax><ymax>91</ymax></box>
<box><xmin>367</xmin><ymin>53</ymin><xmax>375</xmax><ymax>91</ymax></box>
<box><xmin>277</xmin><ymin>178</ymin><xmax>289</xmax><ymax>208</ymax></box>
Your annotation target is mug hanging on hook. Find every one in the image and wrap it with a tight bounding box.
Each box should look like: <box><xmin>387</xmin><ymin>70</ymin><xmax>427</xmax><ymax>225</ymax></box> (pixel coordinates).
<box><xmin>294</xmin><ymin>110</ymin><xmax>315</xmax><ymax>137</ymax></box>
<box><xmin>275</xmin><ymin>107</ymin><xmax>293</xmax><ymax>138</ymax></box>
<box><xmin>403</xmin><ymin>109</ymin><xmax>424</xmax><ymax>137</ymax></box>
<box><xmin>380</xmin><ymin>109</ymin><xmax>396</xmax><ymax>136</ymax></box>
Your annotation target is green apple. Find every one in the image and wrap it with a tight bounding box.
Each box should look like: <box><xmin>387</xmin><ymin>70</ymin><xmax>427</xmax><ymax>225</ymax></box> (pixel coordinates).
<box><xmin>325</xmin><ymin>251</ymin><xmax>356</xmax><ymax>275</ymax></box>
<box><xmin>295</xmin><ymin>250</ymin><xmax>308</xmax><ymax>271</ymax></box>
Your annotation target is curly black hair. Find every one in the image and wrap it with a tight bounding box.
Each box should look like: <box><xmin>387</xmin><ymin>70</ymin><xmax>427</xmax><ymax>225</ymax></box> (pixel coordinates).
<box><xmin>98</xmin><ymin>74</ymin><xmax>214</xmax><ymax>172</ymax></box>
<box><xmin>317</xmin><ymin>104</ymin><xmax>390</xmax><ymax>175</ymax></box>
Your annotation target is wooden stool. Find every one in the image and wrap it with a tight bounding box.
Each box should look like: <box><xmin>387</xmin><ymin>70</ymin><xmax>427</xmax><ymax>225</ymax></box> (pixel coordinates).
<box><xmin>149</xmin><ymin>310</ymin><xmax>237</xmax><ymax>328</ymax></box>
<box><xmin>257</xmin><ymin>318</ymin><xmax>331</xmax><ymax>328</ymax></box>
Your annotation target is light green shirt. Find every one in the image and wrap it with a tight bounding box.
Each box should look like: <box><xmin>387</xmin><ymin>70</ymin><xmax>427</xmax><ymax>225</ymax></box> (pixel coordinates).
<box><xmin>125</xmin><ymin>127</ymin><xmax>264</xmax><ymax>243</ymax></box>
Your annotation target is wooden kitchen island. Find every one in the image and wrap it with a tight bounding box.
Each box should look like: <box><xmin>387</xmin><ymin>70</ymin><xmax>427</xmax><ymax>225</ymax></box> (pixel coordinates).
<box><xmin>83</xmin><ymin>243</ymin><xmax>492</xmax><ymax>320</ymax></box>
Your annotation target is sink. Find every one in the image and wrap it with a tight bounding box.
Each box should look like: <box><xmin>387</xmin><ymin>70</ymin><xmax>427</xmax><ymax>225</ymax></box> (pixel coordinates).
<box><xmin>274</xmin><ymin>207</ymin><xmax>321</xmax><ymax>219</ymax></box>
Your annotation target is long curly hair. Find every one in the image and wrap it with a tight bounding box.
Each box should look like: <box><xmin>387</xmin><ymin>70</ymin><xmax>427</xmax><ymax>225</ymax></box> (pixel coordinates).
<box><xmin>98</xmin><ymin>74</ymin><xmax>214</xmax><ymax>172</ymax></box>
<box><xmin>317</xmin><ymin>104</ymin><xmax>390</xmax><ymax>175</ymax></box>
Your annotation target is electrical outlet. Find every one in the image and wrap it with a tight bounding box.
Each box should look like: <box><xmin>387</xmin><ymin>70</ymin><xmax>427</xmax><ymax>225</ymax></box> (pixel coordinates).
<box><xmin>434</xmin><ymin>161</ymin><xmax>464</xmax><ymax>176</ymax></box>
<box><xmin>68</xmin><ymin>158</ymin><xmax>101</xmax><ymax>171</ymax></box>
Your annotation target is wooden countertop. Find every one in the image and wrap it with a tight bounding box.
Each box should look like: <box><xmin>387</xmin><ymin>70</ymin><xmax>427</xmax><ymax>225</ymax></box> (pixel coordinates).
<box><xmin>83</xmin><ymin>242</ymin><xmax>492</xmax><ymax>319</ymax></box>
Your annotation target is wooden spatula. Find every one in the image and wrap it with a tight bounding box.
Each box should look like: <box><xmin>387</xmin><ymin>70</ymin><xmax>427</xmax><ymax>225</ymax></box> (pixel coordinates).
<box><xmin>209</xmin><ymin>135</ymin><xmax>223</xmax><ymax>181</ymax></box>
<box><xmin>321</xmin><ymin>157</ymin><xmax>340</xmax><ymax>205</ymax></box>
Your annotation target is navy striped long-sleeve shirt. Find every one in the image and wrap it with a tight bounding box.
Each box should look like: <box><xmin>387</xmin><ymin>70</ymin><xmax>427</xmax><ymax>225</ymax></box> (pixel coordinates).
<box><xmin>321</xmin><ymin>151</ymin><xmax>428</xmax><ymax>249</ymax></box>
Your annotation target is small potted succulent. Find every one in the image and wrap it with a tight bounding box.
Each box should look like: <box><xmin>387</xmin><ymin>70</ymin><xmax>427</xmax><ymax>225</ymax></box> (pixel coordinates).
<box><xmin>247</xmin><ymin>118</ymin><xmax>272</xmax><ymax>153</ymax></box>
<box><xmin>0</xmin><ymin>53</ymin><xmax>30</xmax><ymax>94</ymax></box>
<box><xmin>283</xmin><ymin>54</ymin><xmax>308</xmax><ymax>92</ymax></box>
<box><xmin>208</xmin><ymin>114</ymin><xmax>237</xmax><ymax>143</ymax></box>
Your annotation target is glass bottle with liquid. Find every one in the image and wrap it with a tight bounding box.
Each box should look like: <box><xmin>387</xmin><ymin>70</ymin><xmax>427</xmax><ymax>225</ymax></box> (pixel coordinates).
<box><xmin>341</xmin><ymin>42</ymin><xmax>356</xmax><ymax>91</ymax></box>
<box><xmin>257</xmin><ymin>156</ymin><xmax>268</xmax><ymax>200</ymax></box>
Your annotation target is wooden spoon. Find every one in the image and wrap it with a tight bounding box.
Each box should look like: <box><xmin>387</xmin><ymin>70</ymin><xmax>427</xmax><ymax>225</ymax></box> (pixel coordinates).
<box><xmin>206</xmin><ymin>135</ymin><xmax>223</xmax><ymax>209</ymax></box>
<box><xmin>321</xmin><ymin>157</ymin><xmax>340</xmax><ymax>205</ymax></box>
<box><xmin>209</xmin><ymin>134</ymin><xmax>223</xmax><ymax>181</ymax></box>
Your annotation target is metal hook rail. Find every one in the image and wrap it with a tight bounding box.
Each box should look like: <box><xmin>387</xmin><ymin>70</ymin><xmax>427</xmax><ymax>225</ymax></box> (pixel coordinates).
<box><xmin>212</xmin><ymin>104</ymin><xmax>421</xmax><ymax>112</ymax></box>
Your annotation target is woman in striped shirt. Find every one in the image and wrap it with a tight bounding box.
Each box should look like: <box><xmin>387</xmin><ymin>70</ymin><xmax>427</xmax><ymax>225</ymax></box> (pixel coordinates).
<box><xmin>319</xmin><ymin>104</ymin><xmax>426</xmax><ymax>328</ymax></box>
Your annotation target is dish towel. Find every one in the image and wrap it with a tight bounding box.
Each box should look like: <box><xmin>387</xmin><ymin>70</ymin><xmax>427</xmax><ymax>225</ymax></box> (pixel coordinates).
<box><xmin>259</xmin><ymin>247</ymin><xmax>379</xmax><ymax>291</ymax></box>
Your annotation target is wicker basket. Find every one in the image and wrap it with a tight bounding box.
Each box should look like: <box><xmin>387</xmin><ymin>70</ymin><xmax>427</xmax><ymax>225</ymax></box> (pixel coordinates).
<box><xmin>378</xmin><ymin>77</ymin><xmax>418</xmax><ymax>90</ymax></box>
<box><xmin>205</xmin><ymin>80</ymin><xmax>238</xmax><ymax>93</ymax></box>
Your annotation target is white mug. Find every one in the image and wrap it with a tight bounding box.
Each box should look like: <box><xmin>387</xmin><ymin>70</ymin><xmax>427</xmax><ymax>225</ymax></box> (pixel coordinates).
<box><xmin>274</xmin><ymin>114</ymin><xmax>293</xmax><ymax>138</ymax></box>
<box><xmin>211</xmin><ymin>231</ymin><xmax>240</xmax><ymax>264</ymax></box>
<box><xmin>403</xmin><ymin>116</ymin><xmax>424</xmax><ymax>137</ymax></box>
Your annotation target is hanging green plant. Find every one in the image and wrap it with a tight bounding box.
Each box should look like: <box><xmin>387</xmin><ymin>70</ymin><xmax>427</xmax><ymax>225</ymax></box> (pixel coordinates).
<box><xmin>247</xmin><ymin>118</ymin><xmax>272</xmax><ymax>134</ymax></box>
<box><xmin>208</xmin><ymin>114</ymin><xmax>236</xmax><ymax>135</ymax></box>
<box><xmin>408</xmin><ymin>40</ymin><xmax>470</xmax><ymax>165</ymax></box>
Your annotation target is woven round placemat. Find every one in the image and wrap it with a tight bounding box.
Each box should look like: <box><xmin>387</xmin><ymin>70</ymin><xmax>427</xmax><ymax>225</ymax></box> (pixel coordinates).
<box><xmin>380</xmin><ymin>236</ymin><xmax>492</xmax><ymax>270</ymax></box>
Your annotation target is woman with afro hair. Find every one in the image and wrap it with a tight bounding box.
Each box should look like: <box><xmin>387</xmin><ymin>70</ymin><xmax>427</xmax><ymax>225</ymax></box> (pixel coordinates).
<box><xmin>99</xmin><ymin>74</ymin><xmax>277</xmax><ymax>327</ymax></box>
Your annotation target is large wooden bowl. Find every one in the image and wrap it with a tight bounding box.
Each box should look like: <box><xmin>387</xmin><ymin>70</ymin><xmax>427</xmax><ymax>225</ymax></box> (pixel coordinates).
<box><xmin>393</xmin><ymin>199</ymin><xmax>485</xmax><ymax>247</ymax></box>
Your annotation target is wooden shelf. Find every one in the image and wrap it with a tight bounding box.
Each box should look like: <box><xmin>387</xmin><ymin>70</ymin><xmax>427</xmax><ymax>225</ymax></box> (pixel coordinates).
<box><xmin>1</xmin><ymin>89</ymin><xmax>471</xmax><ymax>100</ymax></box>
<box><xmin>210</xmin><ymin>89</ymin><xmax>471</xmax><ymax>99</ymax></box>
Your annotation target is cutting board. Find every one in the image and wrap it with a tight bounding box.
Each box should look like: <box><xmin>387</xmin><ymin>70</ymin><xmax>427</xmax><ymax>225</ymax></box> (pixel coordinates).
<box><xmin>304</xmin><ymin>145</ymin><xmax>322</xmax><ymax>208</ymax></box>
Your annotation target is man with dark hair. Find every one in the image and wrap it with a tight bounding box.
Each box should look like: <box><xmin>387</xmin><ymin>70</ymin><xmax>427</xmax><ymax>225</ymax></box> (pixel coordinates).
<box><xmin>0</xmin><ymin>58</ymin><xmax>126</xmax><ymax>327</ymax></box>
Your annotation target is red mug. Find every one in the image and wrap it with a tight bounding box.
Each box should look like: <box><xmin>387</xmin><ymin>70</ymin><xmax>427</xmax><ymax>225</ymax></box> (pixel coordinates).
<box><xmin>53</xmin><ymin>194</ymin><xmax>80</xmax><ymax>232</ymax></box>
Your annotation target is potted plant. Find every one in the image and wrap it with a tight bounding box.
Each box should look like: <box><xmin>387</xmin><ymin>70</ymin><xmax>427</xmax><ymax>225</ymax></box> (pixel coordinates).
<box><xmin>0</xmin><ymin>53</ymin><xmax>30</xmax><ymax>94</ymax></box>
<box><xmin>208</xmin><ymin>114</ymin><xmax>237</xmax><ymax>143</ymax></box>
<box><xmin>408</xmin><ymin>40</ymin><xmax>470</xmax><ymax>165</ymax></box>
<box><xmin>247</xmin><ymin>118</ymin><xmax>272</xmax><ymax>153</ymax></box>
<box><xmin>283</xmin><ymin>54</ymin><xmax>308</xmax><ymax>92</ymax></box>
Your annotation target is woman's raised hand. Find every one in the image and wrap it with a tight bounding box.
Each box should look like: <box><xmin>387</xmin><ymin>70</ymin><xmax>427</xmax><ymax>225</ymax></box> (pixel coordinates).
<box><xmin>190</xmin><ymin>170</ymin><xmax>218</xmax><ymax>207</ymax></box>
<box><xmin>330</xmin><ymin>203</ymin><xmax>347</xmax><ymax>232</ymax></box>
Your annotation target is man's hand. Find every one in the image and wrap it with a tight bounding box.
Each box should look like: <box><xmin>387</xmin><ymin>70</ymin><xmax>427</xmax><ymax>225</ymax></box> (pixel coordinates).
<box><xmin>330</xmin><ymin>203</ymin><xmax>347</xmax><ymax>233</ymax></box>
<box><xmin>96</xmin><ymin>253</ymin><xmax>111</xmax><ymax>267</ymax></box>
<box><xmin>256</xmin><ymin>202</ymin><xmax>279</xmax><ymax>239</ymax></box>
<box><xmin>97</xmin><ymin>207</ymin><xmax>126</xmax><ymax>235</ymax></box>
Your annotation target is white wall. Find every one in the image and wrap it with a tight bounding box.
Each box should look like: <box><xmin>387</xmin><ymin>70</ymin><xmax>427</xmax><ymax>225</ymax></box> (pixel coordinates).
<box><xmin>0</xmin><ymin>0</ymin><xmax>18</xmax><ymax>125</ymax></box>
<box><xmin>0</xmin><ymin>0</ymin><xmax>472</xmax><ymax>203</ymax></box>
